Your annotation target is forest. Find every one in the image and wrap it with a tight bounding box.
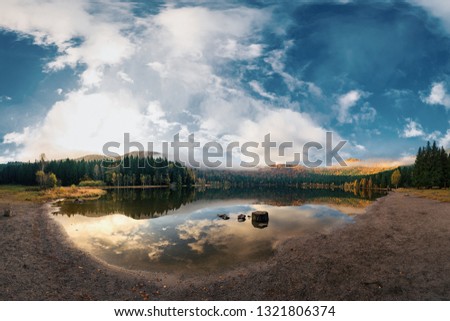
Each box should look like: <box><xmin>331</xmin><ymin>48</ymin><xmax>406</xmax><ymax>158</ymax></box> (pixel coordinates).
<box><xmin>0</xmin><ymin>142</ymin><xmax>448</xmax><ymax>189</ymax></box>
<box><xmin>195</xmin><ymin>165</ymin><xmax>411</xmax><ymax>190</ymax></box>
<box><xmin>412</xmin><ymin>141</ymin><xmax>450</xmax><ymax>188</ymax></box>
<box><xmin>0</xmin><ymin>155</ymin><xmax>196</xmax><ymax>188</ymax></box>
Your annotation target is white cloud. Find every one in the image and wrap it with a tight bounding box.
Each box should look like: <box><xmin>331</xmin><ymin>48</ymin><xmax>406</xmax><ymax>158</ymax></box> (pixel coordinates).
<box><xmin>401</xmin><ymin>119</ymin><xmax>449</xmax><ymax>146</ymax></box>
<box><xmin>426</xmin><ymin>130</ymin><xmax>441</xmax><ymax>141</ymax></box>
<box><xmin>383</xmin><ymin>88</ymin><xmax>412</xmax><ymax>98</ymax></box>
<box><xmin>0</xmin><ymin>0</ymin><xmax>135</xmax><ymax>88</ymax></box>
<box><xmin>7</xmin><ymin>91</ymin><xmax>137</xmax><ymax>159</ymax></box>
<box><xmin>410</xmin><ymin>0</ymin><xmax>450</xmax><ymax>32</ymax></box>
<box><xmin>2</xmin><ymin>4</ymin><xmax>354</xmax><ymax>165</ymax></box>
<box><xmin>439</xmin><ymin>129</ymin><xmax>450</xmax><ymax>148</ymax></box>
<box><xmin>354</xmin><ymin>103</ymin><xmax>377</xmax><ymax>123</ymax></box>
<box><xmin>401</xmin><ymin>118</ymin><xmax>425</xmax><ymax>138</ymax></box>
<box><xmin>264</xmin><ymin>40</ymin><xmax>322</xmax><ymax>97</ymax></box>
<box><xmin>2</xmin><ymin>5</ymin><xmax>275</xmax><ymax>161</ymax></box>
<box><xmin>6</xmin><ymin>90</ymin><xmax>182</xmax><ymax>160</ymax></box>
<box><xmin>3</xmin><ymin>127</ymin><xmax>31</xmax><ymax>145</ymax></box>
<box><xmin>367</xmin><ymin>128</ymin><xmax>381</xmax><ymax>136</ymax></box>
<box><xmin>335</xmin><ymin>90</ymin><xmax>361</xmax><ymax>123</ymax></box>
<box><xmin>0</xmin><ymin>95</ymin><xmax>12</xmax><ymax>102</ymax></box>
<box><xmin>333</xmin><ymin>91</ymin><xmax>376</xmax><ymax>124</ymax></box>
<box><xmin>249</xmin><ymin>80</ymin><xmax>276</xmax><ymax>100</ymax></box>
<box><xmin>117</xmin><ymin>71</ymin><xmax>134</xmax><ymax>84</ymax></box>
<box><xmin>146</xmin><ymin>61</ymin><xmax>169</xmax><ymax>78</ymax></box>
<box><xmin>421</xmin><ymin>82</ymin><xmax>450</xmax><ymax>109</ymax></box>
<box><xmin>235</xmin><ymin>107</ymin><xmax>348</xmax><ymax>166</ymax></box>
<box><xmin>0</xmin><ymin>155</ymin><xmax>15</xmax><ymax>163</ymax></box>
<box><xmin>215</xmin><ymin>39</ymin><xmax>263</xmax><ymax>60</ymax></box>
<box><xmin>152</xmin><ymin>7</ymin><xmax>267</xmax><ymax>59</ymax></box>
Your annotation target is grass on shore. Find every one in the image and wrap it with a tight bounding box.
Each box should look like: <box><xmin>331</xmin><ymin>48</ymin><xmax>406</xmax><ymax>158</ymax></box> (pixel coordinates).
<box><xmin>397</xmin><ymin>188</ymin><xmax>450</xmax><ymax>202</ymax></box>
<box><xmin>0</xmin><ymin>185</ymin><xmax>106</xmax><ymax>203</ymax></box>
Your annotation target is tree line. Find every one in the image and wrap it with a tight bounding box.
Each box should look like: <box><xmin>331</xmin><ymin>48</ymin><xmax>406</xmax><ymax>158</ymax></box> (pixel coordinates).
<box><xmin>412</xmin><ymin>141</ymin><xmax>450</xmax><ymax>188</ymax></box>
<box><xmin>0</xmin><ymin>141</ymin><xmax>447</xmax><ymax>189</ymax></box>
<box><xmin>342</xmin><ymin>141</ymin><xmax>449</xmax><ymax>190</ymax></box>
<box><xmin>195</xmin><ymin>166</ymin><xmax>409</xmax><ymax>190</ymax></box>
<box><xmin>0</xmin><ymin>157</ymin><xmax>414</xmax><ymax>190</ymax></box>
<box><xmin>0</xmin><ymin>155</ymin><xmax>196</xmax><ymax>188</ymax></box>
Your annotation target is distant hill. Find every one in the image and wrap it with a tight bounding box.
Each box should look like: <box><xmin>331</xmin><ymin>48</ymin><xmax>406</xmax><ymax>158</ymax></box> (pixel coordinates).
<box><xmin>74</xmin><ymin>151</ymin><xmax>161</xmax><ymax>162</ymax></box>
<box><xmin>122</xmin><ymin>151</ymin><xmax>161</xmax><ymax>159</ymax></box>
<box><xmin>312</xmin><ymin>165</ymin><xmax>397</xmax><ymax>176</ymax></box>
<box><xmin>345</xmin><ymin>158</ymin><xmax>361</xmax><ymax>163</ymax></box>
<box><xmin>262</xmin><ymin>163</ymin><xmax>397</xmax><ymax>176</ymax></box>
<box><xmin>74</xmin><ymin>154</ymin><xmax>108</xmax><ymax>161</ymax></box>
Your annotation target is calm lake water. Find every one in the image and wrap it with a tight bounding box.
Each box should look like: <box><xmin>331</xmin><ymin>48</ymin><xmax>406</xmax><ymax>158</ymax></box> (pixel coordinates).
<box><xmin>52</xmin><ymin>188</ymin><xmax>381</xmax><ymax>273</ymax></box>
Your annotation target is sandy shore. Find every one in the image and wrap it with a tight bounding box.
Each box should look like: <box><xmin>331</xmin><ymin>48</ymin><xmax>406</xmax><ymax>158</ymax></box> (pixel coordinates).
<box><xmin>1</xmin><ymin>192</ymin><xmax>449</xmax><ymax>300</ymax></box>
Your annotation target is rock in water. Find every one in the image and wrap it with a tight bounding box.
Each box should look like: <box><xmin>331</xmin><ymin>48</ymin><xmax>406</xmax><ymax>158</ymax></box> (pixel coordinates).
<box><xmin>252</xmin><ymin>211</ymin><xmax>269</xmax><ymax>222</ymax></box>
<box><xmin>237</xmin><ymin>214</ymin><xmax>246</xmax><ymax>222</ymax></box>
<box><xmin>252</xmin><ymin>211</ymin><xmax>269</xmax><ymax>229</ymax></box>
<box><xmin>217</xmin><ymin>214</ymin><xmax>230</xmax><ymax>220</ymax></box>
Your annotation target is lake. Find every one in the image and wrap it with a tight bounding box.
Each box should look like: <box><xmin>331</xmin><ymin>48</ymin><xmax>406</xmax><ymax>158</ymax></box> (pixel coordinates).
<box><xmin>52</xmin><ymin>188</ymin><xmax>382</xmax><ymax>273</ymax></box>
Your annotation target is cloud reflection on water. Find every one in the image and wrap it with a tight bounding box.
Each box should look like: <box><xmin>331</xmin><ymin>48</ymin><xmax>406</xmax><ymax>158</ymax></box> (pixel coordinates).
<box><xmin>53</xmin><ymin>201</ymin><xmax>353</xmax><ymax>272</ymax></box>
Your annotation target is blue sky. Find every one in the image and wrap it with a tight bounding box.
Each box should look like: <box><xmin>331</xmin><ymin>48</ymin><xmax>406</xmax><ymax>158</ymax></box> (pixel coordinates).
<box><xmin>0</xmin><ymin>0</ymin><xmax>449</xmax><ymax>165</ymax></box>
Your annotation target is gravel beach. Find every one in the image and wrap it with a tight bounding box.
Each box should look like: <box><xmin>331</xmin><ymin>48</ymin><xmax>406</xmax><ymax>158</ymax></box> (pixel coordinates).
<box><xmin>1</xmin><ymin>192</ymin><xmax>449</xmax><ymax>300</ymax></box>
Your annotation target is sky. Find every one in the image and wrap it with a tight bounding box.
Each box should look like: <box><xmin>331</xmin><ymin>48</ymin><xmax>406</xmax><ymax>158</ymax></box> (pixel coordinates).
<box><xmin>0</xmin><ymin>0</ymin><xmax>449</xmax><ymax>166</ymax></box>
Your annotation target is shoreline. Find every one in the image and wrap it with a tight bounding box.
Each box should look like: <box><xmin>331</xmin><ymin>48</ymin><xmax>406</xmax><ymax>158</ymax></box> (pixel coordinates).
<box><xmin>1</xmin><ymin>192</ymin><xmax>449</xmax><ymax>300</ymax></box>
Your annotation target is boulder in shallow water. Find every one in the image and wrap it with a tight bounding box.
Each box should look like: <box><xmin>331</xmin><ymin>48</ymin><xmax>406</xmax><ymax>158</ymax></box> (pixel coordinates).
<box><xmin>217</xmin><ymin>213</ymin><xmax>230</xmax><ymax>220</ymax></box>
<box><xmin>252</xmin><ymin>211</ymin><xmax>269</xmax><ymax>222</ymax></box>
<box><xmin>251</xmin><ymin>211</ymin><xmax>269</xmax><ymax>229</ymax></box>
<box><xmin>237</xmin><ymin>214</ymin><xmax>246</xmax><ymax>222</ymax></box>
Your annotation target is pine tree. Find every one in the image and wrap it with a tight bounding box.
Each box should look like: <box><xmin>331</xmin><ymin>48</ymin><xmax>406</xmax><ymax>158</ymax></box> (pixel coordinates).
<box><xmin>440</xmin><ymin>147</ymin><xmax>449</xmax><ymax>188</ymax></box>
<box><xmin>413</xmin><ymin>147</ymin><xmax>423</xmax><ymax>187</ymax></box>
<box><xmin>430</xmin><ymin>141</ymin><xmax>442</xmax><ymax>187</ymax></box>
<box><xmin>413</xmin><ymin>141</ymin><xmax>449</xmax><ymax>188</ymax></box>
